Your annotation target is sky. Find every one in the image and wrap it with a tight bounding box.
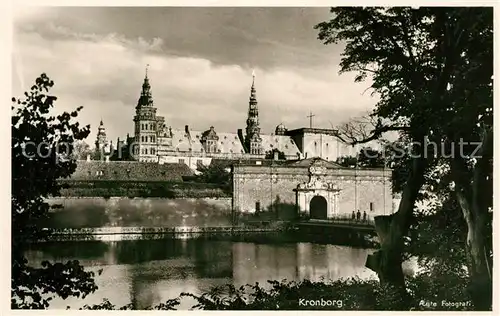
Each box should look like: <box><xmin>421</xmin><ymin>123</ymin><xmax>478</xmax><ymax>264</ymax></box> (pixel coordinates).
<box><xmin>12</xmin><ymin>6</ymin><xmax>377</xmax><ymax>145</ymax></box>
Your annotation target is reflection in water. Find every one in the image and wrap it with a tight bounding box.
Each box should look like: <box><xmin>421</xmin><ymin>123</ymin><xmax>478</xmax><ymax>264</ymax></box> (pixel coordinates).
<box><xmin>25</xmin><ymin>237</ymin><xmax>377</xmax><ymax>310</ymax></box>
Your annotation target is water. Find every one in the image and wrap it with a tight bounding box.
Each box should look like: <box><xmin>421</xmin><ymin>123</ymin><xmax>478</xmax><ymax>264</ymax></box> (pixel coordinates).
<box><xmin>25</xmin><ymin>236</ymin><xmax>378</xmax><ymax>310</ymax></box>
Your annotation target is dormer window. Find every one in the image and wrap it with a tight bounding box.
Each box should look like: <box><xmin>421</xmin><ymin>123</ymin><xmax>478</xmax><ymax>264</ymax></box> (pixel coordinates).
<box><xmin>201</xmin><ymin>126</ymin><xmax>219</xmax><ymax>153</ymax></box>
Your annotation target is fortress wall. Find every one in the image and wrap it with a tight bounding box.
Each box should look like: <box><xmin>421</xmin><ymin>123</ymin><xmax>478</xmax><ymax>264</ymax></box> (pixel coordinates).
<box><xmin>45</xmin><ymin>197</ymin><xmax>232</xmax><ymax>229</ymax></box>
<box><xmin>233</xmin><ymin>169</ymin><xmax>308</xmax><ymax>219</ymax></box>
<box><xmin>233</xmin><ymin>164</ymin><xmax>392</xmax><ymax>220</ymax></box>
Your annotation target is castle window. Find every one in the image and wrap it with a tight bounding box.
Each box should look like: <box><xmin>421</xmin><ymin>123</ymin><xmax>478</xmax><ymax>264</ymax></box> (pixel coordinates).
<box><xmin>145</xmin><ymin>124</ymin><xmax>148</xmax><ymax>131</ymax></box>
<box><xmin>145</xmin><ymin>148</ymin><xmax>149</xmax><ymax>155</ymax></box>
<box><xmin>224</xmin><ymin>136</ymin><xmax>227</xmax><ymax>139</ymax></box>
<box><xmin>141</xmin><ymin>124</ymin><xmax>144</xmax><ymax>130</ymax></box>
<box><xmin>179</xmin><ymin>159</ymin><xmax>185</xmax><ymax>164</ymax></box>
<box><xmin>221</xmin><ymin>141</ymin><xmax>224</xmax><ymax>145</ymax></box>
<box><xmin>151</xmin><ymin>148</ymin><xmax>156</xmax><ymax>155</ymax></box>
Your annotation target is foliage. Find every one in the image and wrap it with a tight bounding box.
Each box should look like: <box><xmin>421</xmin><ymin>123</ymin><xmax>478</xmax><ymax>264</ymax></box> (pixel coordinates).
<box><xmin>80</xmin><ymin>298</ymin><xmax>179</xmax><ymax>310</ymax></box>
<box><xmin>57</xmin><ymin>180</ymin><xmax>231</xmax><ymax>198</ymax></box>
<box><xmin>11</xmin><ymin>74</ymin><xmax>97</xmax><ymax>308</ymax></box>
<box><xmin>315</xmin><ymin>7</ymin><xmax>493</xmax><ymax>309</ymax></box>
<box><xmin>195</xmin><ymin>161</ymin><xmax>232</xmax><ymax>192</ymax></box>
<box><xmin>72</xmin><ymin>140</ymin><xmax>92</xmax><ymax>160</ymax></box>
<box><xmin>336</xmin><ymin>147</ymin><xmax>385</xmax><ymax>168</ymax></box>
<box><xmin>77</xmin><ymin>275</ymin><xmax>475</xmax><ymax>311</ymax></box>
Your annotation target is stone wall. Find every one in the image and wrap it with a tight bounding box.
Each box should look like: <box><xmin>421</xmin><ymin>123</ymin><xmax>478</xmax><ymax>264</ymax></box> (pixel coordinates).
<box><xmin>233</xmin><ymin>160</ymin><xmax>392</xmax><ymax>220</ymax></box>
<box><xmin>233</xmin><ymin>166</ymin><xmax>308</xmax><ymax>219</ymax></box>
<box><xmin>45</xmin><ymin>197</ymin><xmax>232</xmax><ymax>228</ymax></box>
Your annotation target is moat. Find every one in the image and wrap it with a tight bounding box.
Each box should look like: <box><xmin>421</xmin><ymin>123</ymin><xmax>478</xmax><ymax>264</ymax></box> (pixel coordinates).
<box><xmin>25</xmin><ymin>237</ymin><xmax>379</xmax><ymax>310</ymax></box>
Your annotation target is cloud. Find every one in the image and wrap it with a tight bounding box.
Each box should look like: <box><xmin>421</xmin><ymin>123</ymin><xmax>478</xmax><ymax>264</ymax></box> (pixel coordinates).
<box><xmin>12</xmin><ymin>16</ymin><xmax>377</xmax><ymax>147</ymax></box>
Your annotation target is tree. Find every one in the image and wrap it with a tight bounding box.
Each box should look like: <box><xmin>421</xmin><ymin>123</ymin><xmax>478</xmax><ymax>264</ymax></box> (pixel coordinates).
<box><xmin>195</xmin><ymin>161</ymin><xmax>232</xmax><ymax>191</ymax></box>
<box><xmin>336</xmin><ymin>147</ymin><xmax>385</xmax><ymax>168</ymax></box>
<box><xmin>11</xmin><ymin>74</ymin><xmax>98</xmax><ymax>308</ymax></box>
<box><xmin>316</xmin><ymin>7</ymin><xmax>492</xmax><ymax>309</ymax></box>
<box><xmin>73</xmin><ymin>140</ymin><xmax>92</xmax><ymax>160</ymax></box>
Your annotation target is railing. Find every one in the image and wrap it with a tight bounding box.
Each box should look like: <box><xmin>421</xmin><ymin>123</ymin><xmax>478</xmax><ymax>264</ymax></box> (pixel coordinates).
<box><xmin>305</xmin><ymin>214</ymin><xmax>376</xmax><ymax>227</ymax></box>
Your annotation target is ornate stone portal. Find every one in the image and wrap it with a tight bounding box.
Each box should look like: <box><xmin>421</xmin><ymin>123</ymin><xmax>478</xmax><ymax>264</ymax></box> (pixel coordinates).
<box><xmin>296</xmin><ymin>160</ymin><xmax>341</xmax><ymax>219</ymax></box>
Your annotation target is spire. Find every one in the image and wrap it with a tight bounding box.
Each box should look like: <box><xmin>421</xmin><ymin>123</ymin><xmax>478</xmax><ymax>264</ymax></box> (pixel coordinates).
<box><xmin>245</xmin><ymin>70</ymin><xmax>262</xmax><ymax>155</ymax></box>
<box><xmin>249</xmin><ymin>70</ymin><xmax>257</xmax><ymax>108</ymax></box>
<box><xmin>137</xmin><ymin>64</ymin><xmax>153</xmax><ymax>108</ymax></box>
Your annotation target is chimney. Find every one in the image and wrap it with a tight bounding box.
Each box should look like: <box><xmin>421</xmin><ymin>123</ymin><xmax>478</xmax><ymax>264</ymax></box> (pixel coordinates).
<box><xmin>273</xmin><ymin>150</ymin><xmax>279</xmax><ymax>161</ymax></box>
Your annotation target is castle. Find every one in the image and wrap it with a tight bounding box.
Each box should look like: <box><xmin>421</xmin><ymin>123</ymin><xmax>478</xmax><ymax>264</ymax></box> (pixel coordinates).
<box><xmin>76</xmin><ymin>67</ymin><xmax>395</xmax><ymax>219</ymax></box>
<box><xmin>94</xmin><ymin>67</ymin><xmax>350</xmax><ymax>171</ymax></box>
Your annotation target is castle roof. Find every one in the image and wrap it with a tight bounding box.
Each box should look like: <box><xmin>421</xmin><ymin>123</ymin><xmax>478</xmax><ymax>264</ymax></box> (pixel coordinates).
<box><xmin>260</xmin><ymin>134</ymin><xmax>300</xmax><ymax>157</ymax></box>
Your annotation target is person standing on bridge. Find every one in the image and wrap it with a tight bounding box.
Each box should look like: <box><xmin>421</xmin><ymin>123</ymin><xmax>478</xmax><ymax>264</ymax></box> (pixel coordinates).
<box><xmin>356</xmin><ymin>210</ymin><xmax>361</xmax><ymax>221</ymax></box>
<box><xmin>352</xmin><ymin>211</ymin><xmax>355</xmax><ymax>221</ymax></box>
<box><xmin>363</xmin><ymin>211</ymin><xmax>367</xmax><ymax>222</ymax></box>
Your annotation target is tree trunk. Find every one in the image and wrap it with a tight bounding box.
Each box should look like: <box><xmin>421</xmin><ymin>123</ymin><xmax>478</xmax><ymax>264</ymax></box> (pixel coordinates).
<box><xmin>365</xmin><ymin>156</ymin><xmax>427</xmax><ymax>309</ymax></box>
<box><xmin>451</xmin><ymin>128</ymin><xmax>492</xmax><ymax>310</ymax></box>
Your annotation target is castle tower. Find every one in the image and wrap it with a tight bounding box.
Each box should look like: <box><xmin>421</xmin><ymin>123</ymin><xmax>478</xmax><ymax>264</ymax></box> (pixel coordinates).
<box><xmin>244</xmin><ymin>71</ymin><xmax>262</xmax><ymax>155</ymax></box>
<box><xmin>95</xmin><ymin>119</ymin><xmax>107</xmax><ymax>150</ymax></box>
<box><xmin>133</xmin><ymin>65</ymin><xmax>158</xmax><ymax>162</ymax></box>
<box><xmin>93</xmin><ymin>119</ymin><xmax>111</xmax><ymax>160</ymax></box>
